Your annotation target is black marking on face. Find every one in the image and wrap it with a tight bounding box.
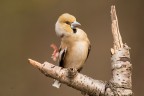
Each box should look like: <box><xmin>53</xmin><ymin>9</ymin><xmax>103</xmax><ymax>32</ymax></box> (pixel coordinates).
<box><xmin>73</xmin><ymin>29</ymin><xmax>77</xmax><ymax>33</ymax></box>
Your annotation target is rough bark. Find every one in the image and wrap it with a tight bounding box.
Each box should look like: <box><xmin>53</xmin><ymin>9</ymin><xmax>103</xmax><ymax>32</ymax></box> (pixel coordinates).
<box><xmin>104</xmin><ymin>6</ymin><xmax>132</xmax><ymax>96</ymax></box>
<box><xmin>29</xmin><ymin>59</ymin><xmax>106</xmax><ymax>96</ymax></box>
<box><xmin>28</xmin><ymin>5</ymin><xmax>133</xmax><ymax>96</ymax></box>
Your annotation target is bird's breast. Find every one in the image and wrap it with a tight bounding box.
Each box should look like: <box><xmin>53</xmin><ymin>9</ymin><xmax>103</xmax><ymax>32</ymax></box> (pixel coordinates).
<box><xmin>64</xmin><ymin>41</ymin><xmax>89</xmax><ymax>69</ymax></box>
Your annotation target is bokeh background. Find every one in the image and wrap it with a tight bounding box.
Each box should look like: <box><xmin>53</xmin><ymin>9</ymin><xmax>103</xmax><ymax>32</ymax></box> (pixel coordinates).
<box><xmin>0</xmin><ymin>0</ymin><xmax>143</xmax><ymax>96</ymax></box>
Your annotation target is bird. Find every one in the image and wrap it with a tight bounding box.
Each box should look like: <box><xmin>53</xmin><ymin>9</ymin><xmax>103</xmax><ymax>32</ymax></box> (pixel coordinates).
<box><xmin>52</xmin><ymin>13</ymin><xmax>91</xmax><ymax>88</ymax></box>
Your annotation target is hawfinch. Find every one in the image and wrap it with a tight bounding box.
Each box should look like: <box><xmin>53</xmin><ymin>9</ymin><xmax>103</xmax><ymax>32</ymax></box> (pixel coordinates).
<box><xmin>52</xmin><ymin>13</ymin><xmax>91</xmax><ymax>88</ymax></box>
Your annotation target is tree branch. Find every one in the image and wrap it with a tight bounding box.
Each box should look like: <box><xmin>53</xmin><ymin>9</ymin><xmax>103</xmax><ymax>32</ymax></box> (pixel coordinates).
<box><xmin>28</xmin><ymin>5</ymin><xmax>133</xmax><ymax>96</ymax></box>
<box><xmin>111</xmin><ymin>5</ymin><xmax>123</xmax><ymax>51</ymax></box>
<box><xmin>105</xmin><ymin>5</ymin><xmax>133</xmax><ymax>96</ymax></box>
<box><xmin>28</xmin><ymin>59</ymin><xmax>106</xmax><ymax>96</ymax></box>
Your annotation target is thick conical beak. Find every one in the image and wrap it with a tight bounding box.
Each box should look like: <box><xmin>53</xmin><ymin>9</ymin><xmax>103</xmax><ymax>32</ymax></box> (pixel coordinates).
<box><xmin>71</xmin><ymin>21</ymin><xmax>81</xmax><ymax>29</ymax></box>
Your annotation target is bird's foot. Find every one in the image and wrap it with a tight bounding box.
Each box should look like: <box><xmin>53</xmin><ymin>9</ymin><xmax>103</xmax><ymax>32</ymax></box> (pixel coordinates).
<box><xmin>67</xmin><ymin>67</ymin><xmax>78</xmax><ymax>78</ymax></box>
<box><xmin>50</xmin><ymin>43</ymin><xmax>59</xmax><ymax>61</ymax></box>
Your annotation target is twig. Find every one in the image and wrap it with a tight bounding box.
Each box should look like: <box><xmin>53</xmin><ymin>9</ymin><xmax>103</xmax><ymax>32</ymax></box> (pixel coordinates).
<box><xmin>111</xmin><ymin>5</ymin><xmax>123</xmax><ymax>53</ymax></box>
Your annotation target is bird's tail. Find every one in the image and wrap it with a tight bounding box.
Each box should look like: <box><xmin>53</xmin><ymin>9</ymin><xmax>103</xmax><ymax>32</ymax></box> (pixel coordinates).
<box><xmin>52</xmin><ymin>80</ymin><xmax>61</xmax><ymax>88</ymax></box>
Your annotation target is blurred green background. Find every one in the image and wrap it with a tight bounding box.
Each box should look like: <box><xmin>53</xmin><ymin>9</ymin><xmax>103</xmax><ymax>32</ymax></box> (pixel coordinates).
<box><xmin>0</xmin><ymin>0</ymin><xmax>143</xmax><ymax>96</ymax></box>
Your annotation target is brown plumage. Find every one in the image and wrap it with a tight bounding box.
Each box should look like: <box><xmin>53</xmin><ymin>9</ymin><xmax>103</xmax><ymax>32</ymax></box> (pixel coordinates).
<box><xmin>52</xmin><ymin>13</ymin><xmax>91</xmax><ymax>88</ymax></box>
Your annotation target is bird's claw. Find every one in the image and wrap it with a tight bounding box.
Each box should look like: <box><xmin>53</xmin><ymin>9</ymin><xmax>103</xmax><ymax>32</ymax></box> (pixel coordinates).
<box><xmin>50</xmin><ymin>44</ymin><xmax>59</xmax><ymax>61</ymax></box>
<box><xmin>67</xmin><ymin>67</ymin><xmax>78</xmax><ymax>78</ymax></box>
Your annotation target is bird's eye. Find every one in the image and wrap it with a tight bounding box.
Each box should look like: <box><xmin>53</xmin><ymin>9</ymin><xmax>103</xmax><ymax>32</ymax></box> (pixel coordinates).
<box><xmin>65</xmin><ymin>21</ymin><xmax>70</xmax><ymax>25</ymax></box>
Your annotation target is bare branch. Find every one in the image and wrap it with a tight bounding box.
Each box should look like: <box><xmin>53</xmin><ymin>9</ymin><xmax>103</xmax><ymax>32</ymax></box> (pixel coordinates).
<box><xmin>111</xmin><ymin>5</ymin><xmax>123</xmax><ymax>52</ymax></box>
<box><xmin>28</xmin><ymin>59</ymin><xmax>106</xmax><ymax>96</ymax></box>
<box><xmin>105</xmin><ymin>5</ymin><xmax>133</xmax><ymax>96</ymax></box>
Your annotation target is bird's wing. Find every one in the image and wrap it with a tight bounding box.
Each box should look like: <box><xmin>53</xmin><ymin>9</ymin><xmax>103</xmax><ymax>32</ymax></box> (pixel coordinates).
<box><xmin>86</xmin><ymin>44</ymin><xmax>91</xmax><ymax>61</ymax></box>
<box><xmin>58</xmin><ymin>46</ymin><xmax>67</xmax><ymax>67</ymax></box>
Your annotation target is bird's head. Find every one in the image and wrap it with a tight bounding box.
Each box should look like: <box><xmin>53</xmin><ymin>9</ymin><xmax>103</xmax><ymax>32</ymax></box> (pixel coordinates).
<box><xmin>55</xmin><ymin>13</ymin><xmax>81</xmax><ymax>38</ymax></box>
